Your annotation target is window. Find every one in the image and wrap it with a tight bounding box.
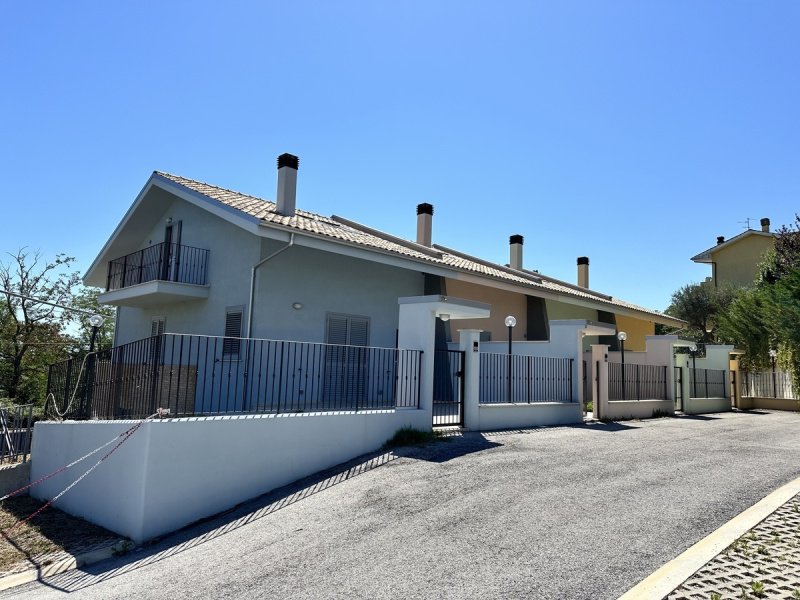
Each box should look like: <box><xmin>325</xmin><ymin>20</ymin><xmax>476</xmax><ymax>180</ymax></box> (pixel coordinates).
<box><xmin>326</xmin><ymin>313</ymin><xmax>369</xmax><ymax>346</ymax></box>
<box><xmin>223</xmin><ymin>307</ymin><xmax>244</xmax><ymax>359</ymax></box>
<box><xmin>324</xmin><ymin>314</ymin><xmax>370</xmax><ymax>403</ymax></box>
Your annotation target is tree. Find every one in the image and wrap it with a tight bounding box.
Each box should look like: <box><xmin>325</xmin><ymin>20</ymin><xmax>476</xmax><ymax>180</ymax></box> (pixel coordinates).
<box><xmin>70</xmin><ymin>286</ymin><xmax>115</xmax><ymax>353</ymax></box>
<box><xmin>0</xmin><ymin>249</ymin><xmax>81</xmax><ymax>403</ymax></box>
<box><xmin>758</xmin><ymin>213</ymin><xmax>800</xmax><ymax>284</ymax></box>
<box><xmin>665</xmin><ymin>282</ymin><xmax>739</xmax><ymax>343</ymax></box>
<box><xmin>715</xmin><ymin>287</ymin><xmax>771</xmax><ymax>370</ymax></box>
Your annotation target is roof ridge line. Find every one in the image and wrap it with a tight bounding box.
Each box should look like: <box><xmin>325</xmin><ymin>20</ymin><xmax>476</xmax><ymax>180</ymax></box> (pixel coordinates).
<box><xmin>432</xmin><ymin>243</ymin><xmax>543</xmax><ymax>284</ymax></box>
<box><xmin>330</xmin><ymin>215</ymin><xmax>443</xmax><ymax>258</ymax></box>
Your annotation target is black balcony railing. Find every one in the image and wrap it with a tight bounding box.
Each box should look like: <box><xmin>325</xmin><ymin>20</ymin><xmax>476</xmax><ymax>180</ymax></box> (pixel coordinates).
<box><xmin>608</xmin><ymin>362</ymin><xmax>668</xmax><ymax>401</ymax></box>
<box><xmin>689</xmin><ymin>368</ymin><xmax>727</xmax><ymax>399</ymax></box>
<box><xmin>46</xmin><ymin>334</ymin><xmax>423</xmax><ymax>420</ymax></box>
<box><xmin>479</xmin><ymin>353</ymin><xmax>574</xmax><ymax>404</ymax></box>
<box><xmin>106</xmin><ymin>242</ymin><xmax>209</xmax><ymax>291</ymax></box>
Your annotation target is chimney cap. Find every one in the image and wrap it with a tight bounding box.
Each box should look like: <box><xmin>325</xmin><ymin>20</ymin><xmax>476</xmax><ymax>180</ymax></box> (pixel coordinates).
<box><xmin>277</xmin><ymin>153</ymin><xmax>299</xmax><ymax>170</ymax></box>
<box><xmin>416</xmin><ymin>203</ymin><xmax>434</xmax><ymax>215</ymax></box>
<box><xmin>577</xmin><ymin>256</ymin><xmax>589</xmax><ymax>265</ymax></box>
<box><xmin>509</xmin><ymin>234</ymin><xmax>524</xmax><ymax>245</ymax></box>
<box><xmin>760</xmin><ymin>217</ymin><xmax>770</xmax><ymax>228</ymax></box>
<box><xmin>717</xmin><ymin>236</ymin><xmax>725</xmax><ymax>245</ymax></box>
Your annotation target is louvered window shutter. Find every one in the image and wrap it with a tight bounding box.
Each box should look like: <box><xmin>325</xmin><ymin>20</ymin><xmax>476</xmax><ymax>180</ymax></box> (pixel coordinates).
<box><xmin>151</xmin><ymin>318</ymin><xmax>165</xmax><ymax>337</ymax></box>
<box><xmin>348</xmin><ymin>317</ymin><xmax>369</xmax><ymax>347</ymax></box>
<box><xmin>223</xmin><ymin>309</ymin><xmax>243</xmax><ymax>358</ymax></box>
<box><xmin>326</xmin><ymin>315</ymin><xmax>349</xmax><ymax>345</ymax></box>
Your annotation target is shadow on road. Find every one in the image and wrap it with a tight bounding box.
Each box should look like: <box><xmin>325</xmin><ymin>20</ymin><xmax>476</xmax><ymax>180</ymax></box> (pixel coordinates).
<box><xmin>24</xmin><ymin>446</ymin><xmax>409</xmax><ymax>596</ymax></box>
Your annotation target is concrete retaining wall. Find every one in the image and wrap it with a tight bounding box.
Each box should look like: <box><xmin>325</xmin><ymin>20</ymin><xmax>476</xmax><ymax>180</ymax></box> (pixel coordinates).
<box><xmin>476</xmin><ymin>402</ymin><xmax>581</xmax><ymax>430</ymax></box>
<box><xmin>0</xmin><ymin>462</ymin><xmax>30</xmax><ymax>497</ymax></box>
<box><xmin>31</xmin><ymin>409</ymin><xmax>428</xmax><ymax>543</ymax></box>
<box><xmin>684</xmin><ymin>397</ymin><xmax>731</xmax><ymax>415</ymax></box>
<box><xmin>740</xmin><ymin>397</ymin><xmax>800</xmax><ymax>411</ymax></box>
<box><xmin>604</xmin><ymin>400</ymin><xmax>674</xmax><ymax>420</ymax></box>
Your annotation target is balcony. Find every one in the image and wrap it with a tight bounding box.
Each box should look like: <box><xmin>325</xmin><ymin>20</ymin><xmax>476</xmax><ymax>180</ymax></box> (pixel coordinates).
<box><xmin>99</xmin><ymin>243</ymin><xmax>210</xmax><ymax>307</ymax></box>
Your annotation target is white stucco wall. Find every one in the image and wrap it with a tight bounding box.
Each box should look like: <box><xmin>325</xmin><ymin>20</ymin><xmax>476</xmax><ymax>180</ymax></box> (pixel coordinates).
<box><xmin>476</xmin><ymin>402</ymin><xmax>582</xmax><ymax>429</ymax></box>
<box><xmin>604</xmin><ymin>400</ymin><xmax>674</xmax><ymax>420</ymax></box>
<box><xmin>115</xmin><ymin>196</ymin><xmax>260</xmax><ymax>345</ymax></box>
<box><xmin>113</xmin><ymin>198</ymin><xmax>425</xmax><ymax>348</ymax></box>
<box><xmin>31</xmin><ymin>409</ymin><xmax>429</xmax><ymax>543</ymax></box>
<box><xmin>252</xmin><ymin>241</ymin><xmax>424</xmax><ymax>347</ymax></box>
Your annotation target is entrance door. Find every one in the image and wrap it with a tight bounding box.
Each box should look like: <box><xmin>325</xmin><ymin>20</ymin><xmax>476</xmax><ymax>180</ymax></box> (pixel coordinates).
<box><xmin>433</xmin><ymin>350</ymin><xmax>464</xmax><ymax>427</ymax></box>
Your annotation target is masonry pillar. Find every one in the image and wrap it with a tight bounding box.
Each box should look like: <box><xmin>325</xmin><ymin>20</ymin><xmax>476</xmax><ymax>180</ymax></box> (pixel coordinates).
<box><xmin>397</xmin><ymin>303</ymin><xmax>437</xmax><ymax>421</ymax></box>
<box><xmin>458</xmin><ymin>329</ymin><xmax>482</xmax><ymax>431</ymax></box>
<box><xmin>591</xmin><ymin>344</ymin><xmax>609</xmax><ymax>420</ymax></box>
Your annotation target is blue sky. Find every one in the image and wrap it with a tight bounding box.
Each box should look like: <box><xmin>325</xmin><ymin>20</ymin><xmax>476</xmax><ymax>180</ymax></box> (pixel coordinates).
<box><xmin>1</xmin><ymin>1</ymin><xmax>797</xmax><ymax>312</ymax></box>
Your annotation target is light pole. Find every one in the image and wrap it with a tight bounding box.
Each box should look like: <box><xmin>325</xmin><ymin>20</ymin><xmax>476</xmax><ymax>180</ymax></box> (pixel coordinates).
<box><xmin>689</xmin><ymin>344</ymin><xmax>698</xmax><ymax>398</ymax></box>
<box><xmin>83</xmin><ymin>314</ymin><xmax>105</xmax><ymax>418</ymax></box>
<box><xmin>505</xmin><ymin>315</ymin><xmax>516</xmax><ymax>403</ymax></box>
<box><xmin>617</xmin><ymin>331</ymin><xmax>627</xmax><ymax>400</ymax></box>
<box><xmin>769</xmin><ymin>348</ymin><xmax>777</xmax><ymax>398</ymax></box>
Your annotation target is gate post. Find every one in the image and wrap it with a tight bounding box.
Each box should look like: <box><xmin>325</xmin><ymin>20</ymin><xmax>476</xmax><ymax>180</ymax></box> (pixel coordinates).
<box><xmin>458</xmin><ymin>330</ymin><xmax>482</xmax><ymax>431</ymax></box>
<box><xmin>591</xmin><ymin>345</ymin><xmax>609</xmax><ymax>420</ymax></box>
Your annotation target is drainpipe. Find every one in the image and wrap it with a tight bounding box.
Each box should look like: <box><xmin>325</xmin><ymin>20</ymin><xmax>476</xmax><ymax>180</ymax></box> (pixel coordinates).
<box><xmin>246</xmin><ymin>233</ymin><xmax>294</xmax><ymax>337</ymax></box>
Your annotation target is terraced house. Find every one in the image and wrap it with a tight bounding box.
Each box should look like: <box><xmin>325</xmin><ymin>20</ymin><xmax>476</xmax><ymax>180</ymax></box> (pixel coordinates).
<box><xmin>83</xmin><ymin>153</ymin><xmax>682</xmax><ymax>357</ymax></box>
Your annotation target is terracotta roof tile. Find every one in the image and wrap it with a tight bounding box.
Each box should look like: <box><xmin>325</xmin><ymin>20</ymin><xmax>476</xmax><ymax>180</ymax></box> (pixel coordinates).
<box><xmin>154</xmin><ymin>171</ymin><xmax>681</xmax><ymax>325</ymax></box>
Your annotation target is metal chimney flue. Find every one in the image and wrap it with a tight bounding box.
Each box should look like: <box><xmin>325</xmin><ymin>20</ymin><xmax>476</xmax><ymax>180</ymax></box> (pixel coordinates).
<box><xmin>276</xmin><ymin>153</ymin><xmax>299</xmax><ymax>217</ymax></box>
<box><xmin>416</xmin><ymin>203</ymin><xmax>433</xmax><ymax>246</ymax></box>
<box><xmin>509</xmin><ymin>235</ymin><xmax>523</xmax><ymax>270</ymax></box>
<box><xmin>717</xmin><ymin>236</ymin><xmax>725</xmax><ymax>245</ymax></box>
<box><xmin>761</xmin><ymin>217</ymin><xmax>770</xmax><ymax>232</ymax></box>
<box><xmin>577</xmin><ymin>256</ymin><xmax>589</xmax><ymax>288</ymax></box>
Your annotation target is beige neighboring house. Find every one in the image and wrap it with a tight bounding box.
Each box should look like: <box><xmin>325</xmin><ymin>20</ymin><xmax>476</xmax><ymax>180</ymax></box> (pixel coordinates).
<box><xmin>691</xmin><ymin>218</ymin><xmax>777</xmax><ymax>288</ymax></box>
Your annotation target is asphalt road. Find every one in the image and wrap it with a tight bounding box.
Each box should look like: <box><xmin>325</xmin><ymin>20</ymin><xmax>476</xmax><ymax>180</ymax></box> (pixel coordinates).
<box><xmin>6</xmin><ymin>410</ymin><xmax>800</xmax><ymax>600</ymax></box>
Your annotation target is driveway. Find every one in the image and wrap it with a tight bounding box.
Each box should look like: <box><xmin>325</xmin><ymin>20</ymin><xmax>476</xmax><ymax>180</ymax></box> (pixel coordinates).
<box><xmin>6</xmin><ymin>410</ymin><xmax>800</xmax><ymax>600</ymax></box>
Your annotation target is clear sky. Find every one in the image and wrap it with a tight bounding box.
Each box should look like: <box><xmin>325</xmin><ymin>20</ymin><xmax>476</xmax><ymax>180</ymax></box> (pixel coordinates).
<box><xmin>1</xmin><ymin>1</ymin><xmax>797</xmax><ymax>312</ymax></box>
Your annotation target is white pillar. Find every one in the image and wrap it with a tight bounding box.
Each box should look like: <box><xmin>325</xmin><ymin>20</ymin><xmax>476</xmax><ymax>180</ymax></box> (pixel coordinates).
<box><xmin>397</xmin><ymin>303</ymin><xmax>437</xmax><ymax>421</ymax></box>
<box><xmin>591</xmin><ymin>345</ymin><xmax>609</xmax><ymax>420</ymax></box>
<box><xmin>644</xmin><ymin>337</ymin><xmax>677</xmax><ymax>413</ymax></box>
<box><xmin>458</xmin><ymin>329</ymin><xmax>482</xmax><ymax>431</ymax></box>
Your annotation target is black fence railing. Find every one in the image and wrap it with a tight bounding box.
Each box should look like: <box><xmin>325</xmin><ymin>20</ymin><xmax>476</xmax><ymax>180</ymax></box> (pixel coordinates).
<box><xmin>106</xmin><ymin>242</ymin><xmax>209</xmax><ymax>291</ymax></box>
<box><xmin>46</xmin><ymin>334</ymin><xmax>423</xmax><ymax>420</ymax></box>
<box><xmin>0</xmin><ymin>404</ymin><xmax>34</xmax><ymax>464</ymax></box>
<box><xmin>479</xmin><ymin>353</ymin><xmax>574</xmax><ymax>404</ymax></box>
<box><xmin>608</xmin><ymin>363</ymin><xmax>668</xmax><ymax>401</ymax></box>
<box><xmin>689</xmin><ymin>368</ymin><xmax>727</xmax><ymax>399</ymax></box>
<box><xmin>433</xmin><ymin>349</ymin><xmax>464</xmax><ymax>426</ymax></box>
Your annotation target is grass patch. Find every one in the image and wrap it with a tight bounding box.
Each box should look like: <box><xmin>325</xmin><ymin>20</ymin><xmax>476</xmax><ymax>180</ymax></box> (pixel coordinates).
<box><xmin>383</xmin><ymin>426</ymin><xmax>444</xmax><ymax>449</ymax></box>
<box><xmin>584</xmin><ymin>401</ymin><xmax>593</xmax><ymax>413</ymax></box>
<box><xmin>0</xmin><ymin>496</ymin><xmax>123</xmax><ymax>575</ymax></box>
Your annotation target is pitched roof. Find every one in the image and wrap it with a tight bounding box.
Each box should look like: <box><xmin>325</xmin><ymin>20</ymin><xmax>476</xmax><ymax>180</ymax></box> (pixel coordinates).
<box><xmin>691</xmin><ymin>229</ymin><xmax>777</xmax><ymax>263</ymax></box>
<box><xmin>155</xmin><ymin>171</ymin><xmax>683</xmax><ymax>326</ymax></box>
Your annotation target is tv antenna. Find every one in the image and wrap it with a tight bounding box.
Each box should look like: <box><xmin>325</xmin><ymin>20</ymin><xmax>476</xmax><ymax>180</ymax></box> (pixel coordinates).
<box><xmin>737</xmin><ymin>217</ymin><xmax>755</xmax><ymax>230</ymax></box>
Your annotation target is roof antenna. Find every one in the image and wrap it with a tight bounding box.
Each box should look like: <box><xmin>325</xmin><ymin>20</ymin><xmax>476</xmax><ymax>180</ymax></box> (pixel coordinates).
<box><xmin>737</xmin><ymin>217</ymin><xmax>754</xmax><ymax>230</ymax></box>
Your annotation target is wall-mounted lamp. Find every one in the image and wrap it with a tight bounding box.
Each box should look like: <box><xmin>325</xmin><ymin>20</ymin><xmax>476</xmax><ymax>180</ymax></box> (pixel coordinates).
<box><xmin>439</xmin><ymin>313</ymin><xmax>450</xmax><ymax>322</ymax></box>
<box><xmin>292</xmin><ymin>302</ymin><xmax>303</xmax><ymax>310</ymax></box>
<box><xmin>166</xmin><ymin>217</ymin><xmax>173</xmax><ymax>225</ymax></box>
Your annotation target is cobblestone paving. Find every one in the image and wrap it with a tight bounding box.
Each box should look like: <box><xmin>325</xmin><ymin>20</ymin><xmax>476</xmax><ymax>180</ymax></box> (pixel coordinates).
<box><xmin>668</xmin><ymin>493</ymin><xmax>800</xmax><ymax>600</ymax></box>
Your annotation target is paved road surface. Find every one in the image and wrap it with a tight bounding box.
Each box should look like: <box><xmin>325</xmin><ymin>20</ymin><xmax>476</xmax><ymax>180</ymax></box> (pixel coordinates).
<box><xmin>5</xmin><ymin>410</ymin><xmax>800</xmax><ymax>600</ymax></box>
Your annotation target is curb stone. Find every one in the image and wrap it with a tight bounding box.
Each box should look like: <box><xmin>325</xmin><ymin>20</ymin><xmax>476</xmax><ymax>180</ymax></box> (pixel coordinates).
<box><xmin>618</xmin><ymin>475</ymin><xmax>800</xmax><ymax>600</ymax></box>
<box><xmin>0</xmin><ymin>539</ymin><xmax>133</xmax><ymax>592</ymax></box>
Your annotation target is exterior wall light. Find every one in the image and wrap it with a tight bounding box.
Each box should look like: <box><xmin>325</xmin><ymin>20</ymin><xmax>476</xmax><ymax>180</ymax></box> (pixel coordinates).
<box><xmin>292</xmin><ymin>302</ymin><xmax>303</xmax><ymax>310</ymax></box>
<box><xmin>439</xmin><ymin>313</ymin><xmax>450</xmax><ymax>321</ymax></box>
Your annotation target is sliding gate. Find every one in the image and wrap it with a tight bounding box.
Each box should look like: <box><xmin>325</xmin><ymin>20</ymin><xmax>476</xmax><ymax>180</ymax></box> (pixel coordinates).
<box><xmin>433</xmin><ymin>350</ymin><xmax>464</xmax><ymax>427</ymax></box>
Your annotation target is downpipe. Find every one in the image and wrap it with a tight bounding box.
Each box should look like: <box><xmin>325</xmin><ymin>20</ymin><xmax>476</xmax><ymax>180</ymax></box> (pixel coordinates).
<box><xmin>246</xmin><ymin>233</ymin><xmax>294</xmax><ymax>337</ymax></box>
